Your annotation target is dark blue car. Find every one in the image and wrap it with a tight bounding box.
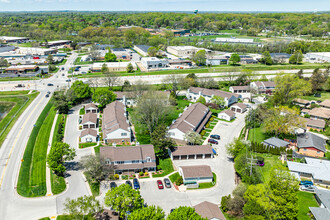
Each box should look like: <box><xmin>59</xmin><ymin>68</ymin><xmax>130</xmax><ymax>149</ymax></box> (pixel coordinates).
<box><xmin>133</xmin><ymin>178</ymin><xmax>140</xmax><ymax>189</ymax></box>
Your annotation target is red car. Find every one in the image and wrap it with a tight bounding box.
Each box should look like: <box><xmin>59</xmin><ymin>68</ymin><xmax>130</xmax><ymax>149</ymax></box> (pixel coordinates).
<box><xmin>157</xmin><ymin>180</ymin><xmax>164</xmax><ymax>189</ymax></box>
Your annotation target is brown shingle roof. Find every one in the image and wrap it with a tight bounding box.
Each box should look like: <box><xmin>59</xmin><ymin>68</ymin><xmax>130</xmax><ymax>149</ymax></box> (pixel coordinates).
<box><xmin>82</xmin><ymin>112</ymin><xmax>97</xmax><ymax>124</ymax></box>
<box><xmin>85</xmin><ymin>103</ymin><xmax>98</xmax><ymax>109</ymax></box>
<box><xmin>171</xmin><ymin>145</ymin><xmax>213</xmax><ymax>156</ymax></box>
<box><xmin>219</xmin><ymin>109</ymin><xmax>235</xmax><ymax>117</ymax></box>
<box><xmin>169</xmin><ymin>103</ymin><xmax>211</xmax><ymax>134</ymax></box>
<box><xmin>100</xmin><ymin>145</ymin><xmax>156</xmax><ymax>162</ymax></box>
<box><xmin>180</xmin><ymin>165</ymin><xmax>213</xmax><ymax>179</ymax></box>
<box><xmin>189</xmin><ymin>87</ymin><xmax>239</xmax><ymax>99</ymax></box>
<box><xmin>232</xmin><ymin>103</ymin><xmax>247</xmax><ymax>110</ymax></box>
<box><xmin>231</xmin><ymin>86</ymin><xmax>250</xmax><ymax>91</ymax></box>
<box><xmin>102</xmin><ymin>101</ymin><xmax>130</xmax><ymax>135</ymax></box>
<box><xmin>320</xmin><ymin>99</ymin><xmax>330</xmax><ymax>108</ymax></box>
<box><xmin>194</xmin><ymin>201</ymin><xmax>226</xmax><ymax>220</ymax></box>
<box><xmin>302</xmin><ymin>118</ymin><xmax>326</xmax><ymax>129</ymax></box>
<box><xmin>293</xmin><ymin>98</ymin><xmax>311</xmax><ymax>105</ymax></box>
<box><xmin>80</xmin><ymin>128</ymin><xmax>97</xmax><ymax>137</ymax></box>
<box><xmin>262</xmin><ymin>81</ymin><xmax>275</xmax><ymax>88</ymax></box>
<box><xmin>302</xmin><ymin>108</ymin><xmax>330</xmax><ymax>119</ymax></box>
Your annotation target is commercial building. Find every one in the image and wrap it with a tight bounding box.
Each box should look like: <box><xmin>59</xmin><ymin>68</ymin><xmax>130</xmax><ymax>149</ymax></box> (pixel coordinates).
<box><xmin>100</xmin><ymin>145</ymin><xmax>156</xmax><ymax>174</ymax></box>
<box><xmin>45</xmin><ymin>40</ymin><xmax>72</xmax><ymax>48</ymax></box>
<box><xmin>305</xmin><ymin>52</ymin><xmax>330</xmax><ymax>63</ymax></box>
<box><xmin>102</xmin><ymin>101</ymin><xmax>131</xmax><ymax>144</ymax></box>
<box><xmin>111</xmin><ymin>48</ymin><xmax>132</xmax><ymax>60</ymax></box>
<box><xmin>179</xmin><ymin>165</ymin><xmax>213</xmax><ymax>185</ymax></box>
<box><xmin>206</xmin><ymin>55</ymin><xmax>229</xmax><ymax>65</ymax></box>
<box><xmin>5</xmin><ymin>65</ymin><xmax>39</xmax><ymax>74</ymax></box>
<box><xmin>169</xmin><ymin>145</ymin><xmax>214</xmax><ymax>160</ymax></box>
<box><xmin>91</xmin><ymin>62</ymin><xmax>137</xmax><ymax>72</ymax></box>
<box><xmin>0</xmin><ymin>44</ymin><xmax>15</xmax><ymax>53</ymax></box>
<box><xmin>16</xmin><ymin>47</ymin><xmax>57</xmax><ymax>56</ymax></box>
<box><xmin>296</xmin><ymin>132</ymin><xmax>326</xmax><ymax>157</ymax></box>
<box><xmin>186</xmin><ymin>87</ymin><xmax>240</xmax><ymax>107</ymax></box>
<box><xmin>133</xmin><ymin>45</ymin><xmax>151</xmax><ymax>56</ymax></box>
<box><xmin>0</xmin><ymin>36</ymin><xmax>29</xmax><ymax>43</ymax></box>
<box><xmin>140</xmin><ymin>57</ymin><xmax>169</xmax><ymax>69</ymax></box>
<box><xmin>270</xmin><ymin>53</ymin><xmax>291</xmax><ymax>63</ymax></box>
<box><xmin>214</xmin><ymin>38</ymin><xmax>254</xmax><ymax>44</ymax></box>
<box><xmin>167</xmin><ymin>46</ymin><xmax>201</xmax><ymax>58</ymax></box>
<box><xmin>168</xmin><ymin>103</ymin><xmax>212</xmax><ymax>144</ymax></box>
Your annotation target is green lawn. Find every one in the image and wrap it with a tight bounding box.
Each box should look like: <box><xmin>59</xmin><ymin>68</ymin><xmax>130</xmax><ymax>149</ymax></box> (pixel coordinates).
<box><xmin>57</xmin><ymin>215</ymin><xmax>94</xmax><ymax>220</ymax></box>
<box><xmin>79</xmin><ymin>142</ymin><xmax>97</xmax><ymax>148</ymax></box>
<box><xmin>297</xmin><ymin>191</ymin><xmax>319</xmax><ymax>220</ymax></box>
<box><xmin>190</xmin><ymin>172</ymin><xmax>217</xmax><ymax>190</ymax></box>
<box><xmin>153</xmin><ymin>158</ymin><xmax>174</xmax><ymax>177</ymax></box>
<box><xmin>248</xmin><ymin>125</ymin><xmax>272</xmax><ymax>143</ymax></box>
<box><xmin>50</xmin><ymin>171</ymin><xmax>66</xmax><ymax>195</ymax></box>
<box><xmin>301</xmin><ymin>92</ymin><xmax>330</xmax><ymax>102</ymax></box>
<box><xmin>169</xmin><ymin>172</ymin><xmax>180</xmax><ymax>183</ymax></box>
<box><xmin>17</xmin><ymin>101</ymin><xmax>56</xmax><ymax>197</ymax></box>
<box><xmin>57</xmin><ymin>59</ymin><xmax>67</xmax><ymax>65</ymax></box>
<box><xmin>255</xmin><ymin>153</ymin><xmax>285</xmax><ymax>182</ymax></box>
<box><xmin>79</xmin><ymin>107</ymin><xmax>85</xmax><ymax>115</ymax></box>
<box><xmin>38</xmin><ymin>218</ymin><xmax>50</xmax><ymax>220</ymax></box>
<box><xmin>0</xmin><ymin>91</ymin><xmax>39</xmax><ymax>147</ymax></box>
<box><xmin>84</xmin><ymin>172</ymin><xmax>100</xmax><ymax>196</ymax></box>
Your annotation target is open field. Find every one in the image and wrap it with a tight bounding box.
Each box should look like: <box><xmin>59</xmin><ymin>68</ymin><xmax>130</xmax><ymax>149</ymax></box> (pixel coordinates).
<box><xmin>0</xmin><ymin>91</ymin><xmax>39</xmax><ymax>147</ymax></box>
<box><xmin>297</xmin><ymin>191</ymin><xmax>319</xmax><ymax>220</ymax></box>
<box><xmin>152</xmin><ymin>158</ymin><xmax>174</xmax><ymax>178</ymax></box>
<box><xmin>301</xmin><ymin>92</ymin><xmax>330</xmax><ymax>102</ymax></box>
<box><xmin>17</xmin><ymin>100</ymin><xmax>56</xmax><ymax>197</ymax></box>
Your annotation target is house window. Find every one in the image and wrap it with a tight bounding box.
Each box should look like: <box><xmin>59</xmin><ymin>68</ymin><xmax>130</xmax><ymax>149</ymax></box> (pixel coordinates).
<box><xmin>121</xmin><ymin>133</ymin><xmax>127</xmax><ymax>136</ymax></box>
<box><xmin>169</xmin><ymin>132</ymin><xmax>175</xmax><ymax>136</ymax></box>
<box><xmin>304</xmin><ymin>149</ymin><xmax>307</xmax><ymax>151</ymax></box>
<box><xmin>86</xmin><ymin>138</ymin><xmax>92</xmax><ymax>142</ymax></box>
<box><xmin>132</xmin><ymin>160</ymin><xmax>139</xmax><ymax>164</ymax></box>
<box><xmin>146</xmin><ymin>157</ymin><xmax>151</xmax><ymax>162</ymax></box>
<box><xmin>317</xmin><ymin>151</ymin><xmax>320</xmax><ymax>153</ymax></box>
<box><xmin>116</xmin><ymin>161</ymin><xmax>124</xmax><ymax>164</ymax></box>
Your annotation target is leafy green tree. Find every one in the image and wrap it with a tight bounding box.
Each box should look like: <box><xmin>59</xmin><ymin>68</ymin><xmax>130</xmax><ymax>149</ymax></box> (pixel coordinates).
<box><xmin>80</xmin><ymin>155</ymin><xmax>115</xmax><ymax>183</ymax></box>
<box><xmin>101</xmin><ymin>63</ymin><xmax>109</xmax><ymax>74</ymax></box>
<box><xmin>243</xmin><ymin>184</ymin><xmax>270</xmax><ymax>217</ymax></box>
<box><xmin>104</xmin><ymin>184</ymin><xmax>144</xmax><ymax>219</ymax></box>
<box><xmin>310</xmin><ymin>68</ymin><xmax>328</xmax><ymax>92</ymax></box>
<box><xmin>47</xmin><ymin>142</ymin><xmax>76</xmax><ymax>176</ymax></box>
<box><xmin>127</xmin><ymin>62</ymin><xmax>134</xmax><ymax>73</ymax></box>
<box><xmin>54</xmin><ymin>92</ymin><xmax>70</xmax><ymax>114</ymax></box>
<box><xmin>167</xmin><ymin>206</ymin><xmax>206</xmax><ymax>220</ymax></box>
<box><xmin>128</xmin><ymin>206</ymin><xmax>165</xmax><ymax>220</ymax></box>
<box><xmin>229</xmin><ymin>54</ymin><xmax>240</xmax><ymax>65</ymax></box>
<box><xmin>260</xmin><ymin>51</ymin><xmax>272</xmax><ymax>65</ymax></box>
<box><xmin>210</xmin><ymin>95</ymin><xmax>225</xmax><ymax>106</ymax></box>
<box><xmin>104</xmin><ymin>51</ymin><xmax>117</xmax><ymax>62</ymax></box>
<box><xmin>289</xmin><ymin>50</ymin><xmax>303</xmax><ymax>64</ymax></box>
<box><xmin>184</xmin><ymin>131</ymin><xmax>203</xmax><ymax>145</ymax></box>
<box><xmin>122</xmin><ymin>80</ymin><xmax>131</xmax><ymax>91</ymax></box>
<box><xmin>64</xmin><ymin>195</ymin><xmax>103</xmax><ymax>220</ymax></box>
<box><xmin>226</xmin><ymin>138</ymin><xmax>246</xmax><ymax>158</ymax></box>
<box><xmin>196</xmin><ymin>96</ymin><xmax>206</xmax><ymax>105</ymax></box>
<box><xmin>245</xmin><ymin>108</ymin><xmax>262</xmax><ymax>129</ymax></box>
<box><xmin>151</xmin><ymin>124</ymin><xmax>175</xmax><ymax>157</ymax></box>
<box><xmin>148</xmin><ymin>46</ymin><xmax>158</xmax><ymax>57</ymax></box>
<box><xmin>47</xmin><ymin>54</ymin><xmax>54</xmax><ymax>64</ymax></box>
<box><xmin>272</xmin><ymin>74</ymin><xmax>311</xmax><ymax>105</ymax></box>
<box><xmin>92</xmin><ymin>88</ymin><xmax>116</xmax><ymax>109</ymax></box>
<box><xmin>234</xmin><ymin>153</ymin><xmax>262</xmax><ymax>184</ymax></box>
<box><xmin>192</xmin><ymin>50</ymin><xmax>206</xmax><ymax>66</ymax></box>
<box><xmin>69</xmin><ymin>80</ymin><xmax>92</xmax><ymax>104</ymax></box>
<box><xmin>0</xmin><ymin>58</ymin><xmax>9</xmax><ymax>68</ymax></box>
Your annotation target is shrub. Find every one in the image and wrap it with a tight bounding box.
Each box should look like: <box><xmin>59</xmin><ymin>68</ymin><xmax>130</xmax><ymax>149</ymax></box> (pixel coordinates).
<box><xmin>175</xmin><ymin>176</ymin><xmax>183</xmax><ymax>186</ymax></box>
<box><xmin>201</xmin><ymin>130</ymin><xmax>206</xmax><ymax>136</ymax></box>
<box><xmin>205</xmin><ymin>123</ymin><xmax>210</xmax><ymax>128</ymax></box>
<box><xmin>209</xmin><ymin>117</ymin><xmax>214</xmax><ymax>121</ymax></box>
<box><xmin>144</xmin><ymin>172</ymin><xmax>149</xmax><ymax>176</ymax></box>
<box><xmin>139</xmin><ymin>171</ymin><xmax>144</xmax><ymax>177</ymax></box>
<box><xmin>221</xmin><ymin>195</ymin><xmax>231</xmax><ymax>212</ymax></box>
<box><xmin>122</xmin><ymin>175</ymin><xmax>128</xmax><ymax>180</ymax></box>
<box><xmin>114</xmin><ymin>174</ymin><xmax>119</xmax><ymax>179</ymax></box>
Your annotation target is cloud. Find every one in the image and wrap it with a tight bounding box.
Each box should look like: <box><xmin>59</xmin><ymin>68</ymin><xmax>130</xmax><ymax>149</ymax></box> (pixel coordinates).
<box><xmin>0</xmin><ymin>0</ymin><xmax>10</xmax><ymax>3</ymax></box>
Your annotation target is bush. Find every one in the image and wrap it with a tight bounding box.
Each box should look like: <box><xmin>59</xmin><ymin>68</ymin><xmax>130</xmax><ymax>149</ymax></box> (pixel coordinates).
<box><xmin>205</xmin><ymin>123</ymin><xmax>210</xmax><ymax>128</ymax></box>
<box><xmin>114</xmin><ymin>174</ymin><xmax>119</xmax><ymax>179</ymax></box>
<box><xmin>176</xmin><ymin>176</ymin><xmax>183</xmax><ymax>186</ymax></box>
<box><xmin>122</xmin><ymin>175</ymin><xmax>128</xmax><ymax>180</ymax></box>
<box><xmin>139</xmin><ymin>171</ymin><xmax>144</xmax><ymax>177</ymax></box>
<box><xmin>221</xmin><ymin>195</ymin><xmax>231</xmax><ymax>212</ymax></box>
<box><xmin>201</xmin><ymin>130</ymin><xmax>206</xmax><ymax>136</ymax></box>
<box><xmin>144</xmin><ymin>172</ymin><xmax>148</xmax><ymax>176</ymax></box>
<box><xmin>209</xmin><ymin>117</ymin><xmax>214</xmax><ymax>121</ymax></box>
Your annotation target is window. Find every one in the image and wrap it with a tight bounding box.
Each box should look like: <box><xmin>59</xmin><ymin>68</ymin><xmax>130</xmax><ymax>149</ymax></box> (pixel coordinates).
<box><xmin>146</xmin><ymin>157</ymin><xmax>151</xmax><ymax>162</ymax></box>
<box><xmin>121</xmin><ymin>133</ymin><xmax>127</xmax><ymax>136</ymax></box>
<box><xmin>132</xmin><ymin>160</ymin><xmax>139</xmax><ymax>164</ymax></box>
<box><xmin>116</xmin><ymin>161</ymin><xmax>124</xmax><ymax>164</ymax></box>
<box><xmin>304</xmin><ymin>149</ymin><xmax>307</xmax><ymax>151</ymax></box>
<box><xmin>169</xmin><ymin>132</ymin><xmax>175</xmax><ymax>136</ymax></box>
<box><xmin>317</xmin><ymin>151</ymin><xmax>320</xmax><ymax>153</ymax></box>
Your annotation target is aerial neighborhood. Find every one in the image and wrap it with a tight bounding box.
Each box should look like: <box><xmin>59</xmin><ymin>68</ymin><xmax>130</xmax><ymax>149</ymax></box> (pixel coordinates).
<box><xmin>0</xmin><ymin>7</ymin><xmax>329</xmax><ymax>220</ymax></box>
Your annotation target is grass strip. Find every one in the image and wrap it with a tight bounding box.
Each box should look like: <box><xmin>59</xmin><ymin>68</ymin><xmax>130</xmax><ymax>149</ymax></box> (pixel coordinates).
<box><xmin>153</xmin><ymin>158</ymin><xmax>174</xmax><ymax>178</ymax></box>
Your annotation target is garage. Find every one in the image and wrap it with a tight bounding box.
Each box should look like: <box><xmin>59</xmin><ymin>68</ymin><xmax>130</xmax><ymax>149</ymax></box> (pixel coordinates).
<box><xmin>181</xmin><ymin>155</ymin><xmax>188</xmax><ymax>160</ymax></box>
<box><xmin>204</xmin><ymin>154</ymin><xmax>212</xmax><ymax>159</ymax></box>
<box><xmin>196</xmin><ymin>154</ymin><xmax>203</xmax><ymax>159</ymax></box>
<box><xmin>173</xmin><ymin>156</ymin><xmax>180</xmax><ymax>160</ymax></box>
<box><xmin>170</xmin><ymin>145</ymin><xmax>214</xmax><ymax>160</ymax></box>
<box><xmin>90</xmin><ymin>124</ymin><xmax>95</xmax><ymax>128</ymax></box>
<box><xmin>188</xmin><ymin>155</ymin><xmax>195</xmax><ymax>159</ymax></box>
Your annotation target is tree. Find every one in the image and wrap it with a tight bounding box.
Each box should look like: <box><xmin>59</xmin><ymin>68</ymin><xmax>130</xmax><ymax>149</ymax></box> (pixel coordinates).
<box><xmin>167</xmin><ymin>206</ymin><xmax>206</xmax><ymax>220</ymax></box>
<box><xmin>192</xmin><ymin>50</ymin><xmax>206</xmax><ymax>66</ymax></box>
<box><xmin>245</xmin><ymin>108</ymin><xmax>262</xmax><ymax>129</ymax></box>
<box><xmin>104</xmin><ymin>184</ymin><xmax>144</xmax><ymax>219</ymax></box>
<box><xmin>80</xmin><ymin>155</ymin><xmax>115</xmax><ymax>183</ymax></box>
<box><xmin>210</xmin><ymin>95</ymin><xmax>225</xmax><ymax>106</ymax></box>
<box><xmin>310</xmin><ymin>68</ymin><xmax>328</xmax><ymax>92</ymax></box>
<box><xmin>229</xmin><ymin>54</ymin><xmax>240</xmax><ymax>65</ymax></box>
<box><xmin>128</xmin><ymin>206</ymin><xmax>165</xmax><ymax>220</ymax></box>
<box><xmin>289</xmin><ymin>50</ymin><xmax>303</xmax><ymax>64</ymax></box>
<box><xmin>127</xmin><ymin>62</ymin><xmax>134</xmax><ymax>73</ymax></box>
<box><xmin>148</xmin><ymin>46</ymin><xmax>158</xmax><ymax>57</ymax></box>
<box><xmin>151</xmin><ymin>124</ymin><xmax>175</xmax><ymax>157</ymax></box>
<box><xmin>122</xmin><ymin>80</ymin><xmax>131</xmax><ymax>91</ymax></box>
<box><xmin>196</xmin><ymin>96</ymin><xmax>206</xmax><ymax>105</ymax></box>
<box><xmin>87</xmin><ymin>78</ymin><xmax>100</xmax><ymax>94</ymax></box>
<box><xmin>0</xmin><ymin>58</ymin><xmax>9</xmax><ymax>68</ymax></box>
<box><xmin>102</xmin><ymin>71</ymin><xmax>120</xmax><ymax>89</ymax></box>
<box><xmin>263</xmin><ymin>106</ymin><xmax>304</xmax><ymax>136</ymax></box>
<box><xmin>260</xmin><ymin>51</ymin><xmax>272</xmax><ymax>65</ymax></box>
<box><xmin>47</xmin><ymin>54</ymin><xmax>54</xmax><ymax>64</ymax></box>
<box><xmin>243</xmin><ymin>184</ymin><xmax>270</xmax><ymax>217</ymax></box>
<box><xmin>234</xmin><ymin>153</ymin><xmax>262</xmax><ymax>184</ymax></box>
<box><xmin>226</xmin><ymin>138</ymin><xmax>246</xmax><ymax>158</ymax></box>
<box><xmin>134</xmin><ymin>91</ymin><xmax>170</xmax><ymax>134</ymax></box>
<box><xmin>54</xmin><ymin>92</ymin><xmax>70</xmax><ymax>114</ymax></box>
<box><xmin>198</xmin><ymin>77</ymin><xmax>219</xmax><ymax>89</ymax></box>
<box><xmin>104</xmin><ymin>51</ymin><xmax>117</xmax><ymax>62</ymax></box>
<box><xmin>271</xmin><ymin>74</ymin><xmax>311</xmax><ymax>105</ymax></box>
<box><xmin>163</xmin><ymin>74</ymin><xmax>191</xmax><ymax>97</ymax></box>
<box><xmin>47</xmin><ymin>142</ymin><xmax>76</xmax><ymax>176</ymax></box>
<box><xmin>226</xmin><ymin>184</ymin><xmax>247</xmax><ymax>217</ymax></box>
<box><xmin>184</xmin><ymin>131</ymin><xmax>203</xmax><ymax>145</ymax></box>
<box><xmin>89</xmin><ymin>44</ymin><xmax>101</xmax><ymax>61</ymax></box>
<box><xmin>69</xmin><ymin>80</ymin><xmax>92</xmax><ymax>104</ymax></box>
<box><xmin>92</xmin><ymin>88</ymin><xmax>116</xmax><ymax>109</ymax></box>
<box><xmin>296</xmin><ymin>69</ymin><xmax>304</xmax><ymax>79</ymax></box>
<box><xmin>64</xmin><ymin>196</ymin><xmax>103</xmax><ymax>220</ymax></box>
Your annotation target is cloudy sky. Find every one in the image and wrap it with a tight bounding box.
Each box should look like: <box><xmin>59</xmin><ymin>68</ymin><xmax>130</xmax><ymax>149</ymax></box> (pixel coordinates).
<box><xmin>0</xmin><ymin>0</ymin><xmax>329</xmax><ymax>12</ymax></box>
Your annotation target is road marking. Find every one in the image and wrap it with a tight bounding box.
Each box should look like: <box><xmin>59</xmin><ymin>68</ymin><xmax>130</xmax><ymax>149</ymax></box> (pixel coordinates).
<box><xmin>0</xmin><ymin>94</ymin><xmax>43</xmax><ymax>188</ymax></box>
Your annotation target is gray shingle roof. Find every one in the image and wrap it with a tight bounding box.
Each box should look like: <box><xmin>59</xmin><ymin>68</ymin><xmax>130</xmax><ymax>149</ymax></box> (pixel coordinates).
<box><xmin>297</xmin><ymin>132</ymin><xmax>326</xmax><ymax>152</ymax></box>
<box><xmin>262</xmin><ymin>137</ymin><xmax>289</xmax><ymax>148</ymax></box>
<box><xmin>135</xmin><ymin>45</ymin><xmax>151</xmax><ymax>53</ymax></box>
<box><xmin>309</xmin><ymin>207</ymin><xmax>330</xmax><ymax>220</ymax></box>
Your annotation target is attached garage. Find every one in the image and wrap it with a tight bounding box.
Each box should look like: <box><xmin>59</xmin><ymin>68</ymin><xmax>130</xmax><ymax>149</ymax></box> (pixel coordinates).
<box><xmin>173</xmin><ymin>156</ymin><xmax>180</xmax><ymax>160</ymax></box>
<box><xmin>230</xmin><ymin>103</ymin><xmax>247</xmax><ymax>113</ymax></box>
<box><xmin>204</xmin><ymin>154</ymin><xmax>212</xmax><ymax>159</ymax></box>
<box><xmin>170</xmin><ymin>145</ymin><xmax>215</xmax><ymax>160</ymax></box>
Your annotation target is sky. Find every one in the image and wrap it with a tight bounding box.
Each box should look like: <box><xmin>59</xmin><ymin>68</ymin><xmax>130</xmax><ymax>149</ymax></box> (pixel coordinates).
<box><xmin>0</xmin><ymin>0</ymin><xmax>329</xmax><ymax>12</ymax></box>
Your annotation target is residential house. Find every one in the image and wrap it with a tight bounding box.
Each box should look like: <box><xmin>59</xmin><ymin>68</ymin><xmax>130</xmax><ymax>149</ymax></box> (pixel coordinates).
<box><xmin>102</xmin><ymin>101</ymin><xmax>131</xmax><ymax>144</ymax></box>
<box><xmin>296</xmin><ymin>132</ymin><xmax>326</xmax><ymax>157</ymax></box>
<box><xmin>100</xmin><ymin>145</ymin><xmax>156</xmax><ymax>174</ymax></box>
<box><xmin>85</xmin><ymin>103</ymin><xmax>98</xmax><ymax>113</ymax></box>
<box><xmin>169</xmin><ymin>145</ymin><xmax>214</xmax><ymax>160</ymax></box>
<box><xmin>111</xmin><ymin>48</ymin><xmax>132</xmax><ymax>60</ymax></box>
<box><xmin>80</xmin><ymin>129</ymin><xmax>97</xmax><ymax>143</ymax></box>
<box><xmin>179</xmin><ymin>165</ymin><xmax>213</xmax><ymax>184</ymax></box>
<box><xmin>91</xmin><ymin>62</ymin><xmax>137</xmax><ymax>72</ymax></box>
<box><xmin>320</xmin><ymin>100</ymin><xmax>330</xmax><ymax>109</ymax></box>
<box><xmin>250</xmin><ymin>81</ymin><xmax>275</xmax><ymax>94</ymax></box>
<box><xmin>218</xmin><ymin>109</ymin><xmax>235</xmax><ymax>121</ymax></box>
<box><xmin>293</xmin><ymin>98</ymin><xmax>313</xmax><ymax>108</ymax></box>
<box><xmin>168</xmin><ymin>103</ymin><xmax>212</xmax><ymax>144</ymax></box>
<box><xmin>141</xmin><ymin>57</ymin><xmax>169</xmax><ymax>70</ymax></box>
<box><xmin>194</xmin><ymin>201</ymin><xmax>226</xmax><ymax>220</ymax></box>
<box><xmin>229</xmin><ymin>86</ymin><xmax>251</xmax><ymax>101</ymax></box>
<box><xmin>186</xmin><ymin>87</ymin><xmax>240</xmax><ymax>107</ymax></box>
<box><xmin>81</xmin><ymin>112</ymin><xmax>98</xmax><ymax>129</ymax></box>
<box><xmin>301</xmin><ymin>118</ymin><xmax>326</xmax><ymax>132</ymax></box>
<box><xmin>309</xmin><ymin>189</ymin><xmax>330</xmax><ymax>220</ymax></box>
<box><xmin>301</xmin><ymin>108</ymin><xmax>330</xmax><ymax>120</ymax></box>
<box><xmin>262</xmin><ymin>137</ymin><xmax>290</xmax><ymax>148</ymax></box>
<box><xmin>287</xmin><ymin>157</ymin><xmax>330</xmax><ymax>187</ymax></box>
<box><xmin>230</xmin><ymin>103</ymin><xmax>248</xmax><ymax>113</ymax></box>
<box><xmin>133</xmin><ymin>45</ymin><xmax>151</xmax><ymax>57</ymax></box>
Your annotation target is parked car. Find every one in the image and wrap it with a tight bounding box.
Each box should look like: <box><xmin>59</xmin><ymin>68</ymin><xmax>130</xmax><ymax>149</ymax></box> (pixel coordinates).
<box><xmin>210</xmin><ymin>134</ymin><xmax>220</xmax><ymax>140</ymax></box>
<box><xmin>300</xmin><ymin>180</ymin><xmax>313</xmax><ymax>186</ymax></box>
<box><xmin>208</xmin><ymin>139</ymin><xmax>218</xmax><ymax>144</ymax></box>
<box><xmin>65</xmin><ymin>79</ymin><xmax>71</xmax><ymax>82</ymax></box>
<box><xmin>61</xmin><ymin>67</ymin><xmax>64</xmax><ymax>70</ymax></box>
<box><xmin>157</xmin><ymin>180</ymin><xmax>164</xmax><ymax>189</ymax></box>
<box><xmin>125</xmin><ymin>180</ymin><xmax>132</xmax><ymax>188</ymax></box>
<box><xmin>15</xmin><ymin>84</ymin><xmax>25</xmax><ymax>88</ymax></box>
<box><xmin>170</xmin><ymin>209</ymin><xmax>175</xmax><ymax>213</ymax></box>
<box><xmin>45</xmin><ymin>94</ymin><xmax>49</xmax><ymax>98</ymax></box>
<box><xmin>47</xmin><ymin>91</ymin><xmax>51</xmax><ymax>94</ymax></box>
<box><xmin>62</xmin><ymin>74</ymin><xmax>65</xmax><ymax>76</ymax></box>
<box><xmin>301</xmin><ymin>185</ymin><xmax>315</xmax><ymax>192</ymax></box>
<box><xmin>81</xmin><ymin>71</ymin><xmax>87</xmax><ymax>74</ymax></box>
<box><xmin>164</xmin><ymin>178</ymin><xmax>171</xmax><ymax>188</ymax></box>
<box><xmin>47</xmin><ymin>83</ymin><xmax>54</xmax><ymax>86</ymax></box>
<box><xmin>133</xmin><ymin>178</ymin><xmax>140</xmax><ymax>189</ymax></box>
<box><xmin>110</xmin><ymin>182</ymin><xmax>117</xmax><ymax>188</ymax></box>
<box><xmin>245</xmin><ymin>104</ymin><xmax>251</xmax><ymax>108</ymax></box>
